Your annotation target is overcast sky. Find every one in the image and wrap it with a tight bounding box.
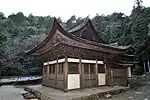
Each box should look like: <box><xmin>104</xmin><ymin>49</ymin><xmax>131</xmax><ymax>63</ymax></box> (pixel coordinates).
<box><xmin>0</xmin><ymin>0</ymin><xmax>150</xmax><ymax>21</ymax></box>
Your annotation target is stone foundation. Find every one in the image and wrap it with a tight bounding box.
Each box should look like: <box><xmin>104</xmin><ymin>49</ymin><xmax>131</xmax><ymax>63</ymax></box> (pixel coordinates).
<box><xmin>24</xmin><ymin>85</ymin><xmax>129</xmax><ymax>100</ymax></box>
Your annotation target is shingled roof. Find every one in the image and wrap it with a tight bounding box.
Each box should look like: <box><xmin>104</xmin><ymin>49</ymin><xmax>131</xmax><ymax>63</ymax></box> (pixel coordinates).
<box><xmin>68</xmin><ymin>18</ymin><xmax>89</xmax><ymax>33</ymax></box>
<box><xmin>26</xmin><ymin>17</ymin><xmax>131</xmax><ymax>57</ymax></box>
<box><xmin>67</xmin><ymin>17</ymin><xmax>106</xmax><ymax>43</ymax></box>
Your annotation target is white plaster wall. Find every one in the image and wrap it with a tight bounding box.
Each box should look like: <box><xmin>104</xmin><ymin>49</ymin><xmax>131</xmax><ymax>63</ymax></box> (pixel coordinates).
<box><xmin>98</xmin><ymin>73</ymin><xmax>106</xmax><ymax>85</ymax></box>
<box><xmin>81</xmin><ymin>59</ymin><xmax>96</xmax><ymax>63</ymax></box>
<box><xmin>49</xmin><ymin>60</ymin><xmax>57</xmax><ymax>64</ymax></box>
<box><xmin>97</xmin><ymin>61</ymin><xmax>104</xmax><ymax>64</ymax></box>
<box><xmin>68</xmin><ymin>74</ymin><xmax>80</xmax><ymax>90</ymax></box>
<box><xmin>68</xmin><ymin>58</ymin><xmax>79</xmax><ymax>63</ymax></box>
<box><xmin>58</xmin><ymin>58</ymin><xmax>65</xmax><ymax>63</ymax></box>
<box><xmin>44</xmin><ymin>58</ymin><xmax>104</xmax><ymax>65</ymax></box>
<box><xmin>127</xmin><ymin>67</ymin><xmax>132</xmax><ymax>77</ymax></box>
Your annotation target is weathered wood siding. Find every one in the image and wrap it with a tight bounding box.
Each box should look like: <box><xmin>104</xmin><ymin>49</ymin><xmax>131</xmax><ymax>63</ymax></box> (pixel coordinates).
<box><xmin>83</xmin><ymin>74</ymin><xmax>97</xmax><ymax>88</ymax></box>
<box><xmin>56</xmin><ymin>74</ymin><xmax>64</xmax><ymax>90</ymax></box>
<box><xmin>106</xmin><ymin>68</ymin><xmax>113</xmax><ymax>86</ymax></box>
<box><xmin>112</xmin><ymin>68</ymin><xmax>127</xmax><ymax>86</ymax></box>
<box><xmin>42</xmin><ymin>64</ymin><xmax>65</xmax><ymax>90</ymax></box>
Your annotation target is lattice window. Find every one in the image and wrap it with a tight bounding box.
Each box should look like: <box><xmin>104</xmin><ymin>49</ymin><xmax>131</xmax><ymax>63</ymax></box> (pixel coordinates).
<box><xmin>49</xmin><ymin>64</ymin><xmax>55</xmax><ymax>74</ymax></box>
<box><xmin>98</xmin><ymin>64</ymin><xmax>105</xmax><ymax>73</ymax></box>
<box><xmin>49</xmin><ymin>65</ymin><xmax>51</xmax><ymax>74</ymax></box>
<box><xmin>84</xmin><ymin>64</ymin><xmax>89</xmax><ymax>74</ymax></box>
<box><xmin>84</xmin><ymin>64</ymin><xmax>95</xmax><ymax>74</ymax></box>
<box><xmin>68</xmin><ymin>63</ymin><xmax>79</xmax><ymax>74</ymax></box>
<box><xmin>58</xmin><ymin>63</ymin><xmax>63</xmax><ymax>74</ymax></box>
<box><xmin>90</xmin><ymin>64</ymin><xmax>95</xmax><ymax>74</ymax></box>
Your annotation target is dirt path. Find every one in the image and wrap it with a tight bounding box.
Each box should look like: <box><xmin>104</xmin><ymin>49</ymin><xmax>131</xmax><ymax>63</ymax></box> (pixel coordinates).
<box><xmin>0</xmin><ymin>85</ymin><xmax>26</xmax><ymax>100</ymax></box>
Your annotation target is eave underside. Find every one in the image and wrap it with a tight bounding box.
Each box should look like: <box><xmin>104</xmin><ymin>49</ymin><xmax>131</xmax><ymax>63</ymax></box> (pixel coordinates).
<box><xmin>30</xmin><ymin>43</ymin><xmax>134</xmax><ymax>68</ymax></box>
<box><xmin>32</xmin><ymin>43</ymin><xmax>105</xmax><ymax>61</ymax></box>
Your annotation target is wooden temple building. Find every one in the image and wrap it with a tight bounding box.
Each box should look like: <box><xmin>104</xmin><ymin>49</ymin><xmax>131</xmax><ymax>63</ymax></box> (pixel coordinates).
<box><xmin>26</xmin><ymin>18</ymin><xmax>135</xmax><ymax>92</ymax></box>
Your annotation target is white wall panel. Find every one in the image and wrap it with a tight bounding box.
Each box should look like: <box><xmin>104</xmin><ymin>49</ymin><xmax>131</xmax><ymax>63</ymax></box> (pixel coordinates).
<box><xmin>127</xmin><ymin>67</ymin><xmax>131</xmax><ymax>77</ymax></box>
<box><xmin>98</xmin><ymin>73</ymin><xmax>106</xmax><ymax>85</ymax></box>
<box><xmin>68</xmin><ymin>74</ymin><xmax>80</xmax><ymax>90</ymax></box>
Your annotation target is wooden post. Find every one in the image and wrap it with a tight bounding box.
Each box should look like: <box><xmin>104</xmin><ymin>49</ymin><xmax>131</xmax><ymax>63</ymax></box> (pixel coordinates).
<box><xmin>88</xmin><ymin>64</ymin><xmax>91</xmax><ymax>88</ymax></box>
<box><xmin>82</xmin><ymin>63</ymin><xmax>84</xmax><ymax>88</ymax></box>
<box><xmin>125</xmin><ymin>68</ymin><xmax>128</xmax><ymax>86</ymax></box>
<box><xmin>79</xmin><ymin>57</ymin><xmax>82</xmax><ymax>89</ymax></box>
<box><xmin>111</xmin><ymin>69</ymin><xmax>114</xmax><ymax>87</ymax></box>
<box><xmin>104</xmin><ymin>54</ymin><xmax>107</xmax><ymax>85</ymax></box>
<box><xmin>55</xmin><ymin>58</ymin><xmax>59</xmax><ymax>89</ymax></box>
<box><xmin>42</xmin><ymin>62</ymin><xmax>45</xmax><ymax>84</ymax></box>
<box><xmin>47</xmin><ymin>62</ymin><xmax>49</xmax><ymax>80</ymax></box>
<box><xmin>95</xmin><ymin>59</ymin><xmax>98</xmax><ymax>86</ymax></box>
<box><xmin>64</xmin><ymin>56</ymin><xmax>68</xmax><ymax>92</ymax></box>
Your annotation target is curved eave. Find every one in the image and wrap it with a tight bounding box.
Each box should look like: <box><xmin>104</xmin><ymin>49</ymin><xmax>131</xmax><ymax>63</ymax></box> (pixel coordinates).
<box><xmin>54</xmin><ymin>20</ymin><xmax>131</xmax><ymax>51</ymax></box>
<box><xmin>33</xmin><ymin>42</ymin><xmax>124</xmax><ymax>56</ymax></box>
<box><xmin>120</xmin><ymin>54</ymin><xmax>135</xmax><ymax>57</ymax></box>
<box><xmin>26</xmin><ymin>17</ymin><xmax>131</xmax><ymax>56</ymax></box>
<box><xmin>29</xmin><ymin>42</ymin><xmax>61</xmax><ymax>56</ymax></box>
<box><xmin>115</xmin><ymin>63</ymin><xmax>134</xmax><ymax>67</ymax></box>
<box><xmin>121</xmin><ymin>61</ymin><xmax>139</xmax><ymax>64</ymax></box>
<box><xmin>25</xmin><ymin>18</ymin><xmax>58</xmax><ymax>55</ymax></box>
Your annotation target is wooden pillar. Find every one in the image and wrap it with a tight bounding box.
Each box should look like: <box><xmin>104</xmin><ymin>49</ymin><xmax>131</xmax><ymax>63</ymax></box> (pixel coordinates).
<box><xmin>104</xmin><ymin>55</ymin><xmax>113</xmax><ymax>87</ymax></box>
<box><xmin>125</xmin><ymin>67</ymin><xmax>128</xmax><ymax>86</ymax></box>
<box><xmin>127</xmin><ymin>67</ymin><xmax>131</xmax><ymax>77</ymax></box>
<box><xmin>104</xmin><ymin>54</ymin><xmax>109</xmax><ymax>86</ymax></box>
<box><xmin>79</xmin><ymin>57</ymin><xmax>83</xmax><ymax>89</ymax></box>
<box><xmin>42</xmin><ymin>62</ymin><xmax>44</xmax><ymax>76</ymax></box>
<box><xmin>88</xmin><ymin>64</ymin><xmax>91</xmax><ymax>88</ymax></box>
<box><xmin>82</xmin><ymin>63</ymin><xmax>84</xmax><ymax>88</ymax></box>
<box><xmin>95</xmin><ymin>59</ymin><xmax>98</xmax><ymax>86</ymax></box>
<box><xmin>110</xmin><ymin>68</ymin><xmax>114</xmax><ymax>87</ymax></box>
<box><xmin>47</xmin><ymin>62</ymin><xmax>50</xmax><ymax>80</ymax></box>
<box><xmin>42</xmin><ymin>62</ymin><xmax>45</xmax><ymax>84</ymax></box>
<box><xmin>42</xmin><ymin>61</ymin><xmax>49</xmax><ymax>86</ymax></box>
<box><xmin>55</xmin><ymin>59</ymin><xmax>59</xmax><ymax>89</ymax></box>
<box><xmin>64</xmin><ymin>56</ymin><xmax>68</xmax><ymax>92</ymax></box>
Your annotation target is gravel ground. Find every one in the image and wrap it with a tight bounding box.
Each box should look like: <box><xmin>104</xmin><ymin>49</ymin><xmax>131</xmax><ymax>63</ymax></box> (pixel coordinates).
<box><xmin>0</xmin><ymin>74</ymin><xmax>150</xmax><ymax>100</ymax></box>
<box><xmin>0</xmin><ymin>85</ymin><xmax>26</xmax><ymax>100</ymax></box>
<box><xmin>105</xmin><ymin>85</ymin><xmax>150</xmax><ymax>100</ymax></box>
<box><xmin>105</xmin><ymin>74</ymin><xmax>150</xmax><ymax>100</ymax></box>
<box><xmin>0</xmin><ymin>85</ymin><xmax>150</xmax><ymax>100</ymax></box>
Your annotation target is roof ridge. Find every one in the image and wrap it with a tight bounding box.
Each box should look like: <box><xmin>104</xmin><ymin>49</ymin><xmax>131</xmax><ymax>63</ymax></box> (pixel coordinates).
<box><xmin>67</xmin><ymin>17</ymin><xmax>89</xmax><ymax>32</ymax></box>
<box><xmin>26</xmin><ymin>17</ymin><xmax>131</xmax><ymax>55</ymax></box>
